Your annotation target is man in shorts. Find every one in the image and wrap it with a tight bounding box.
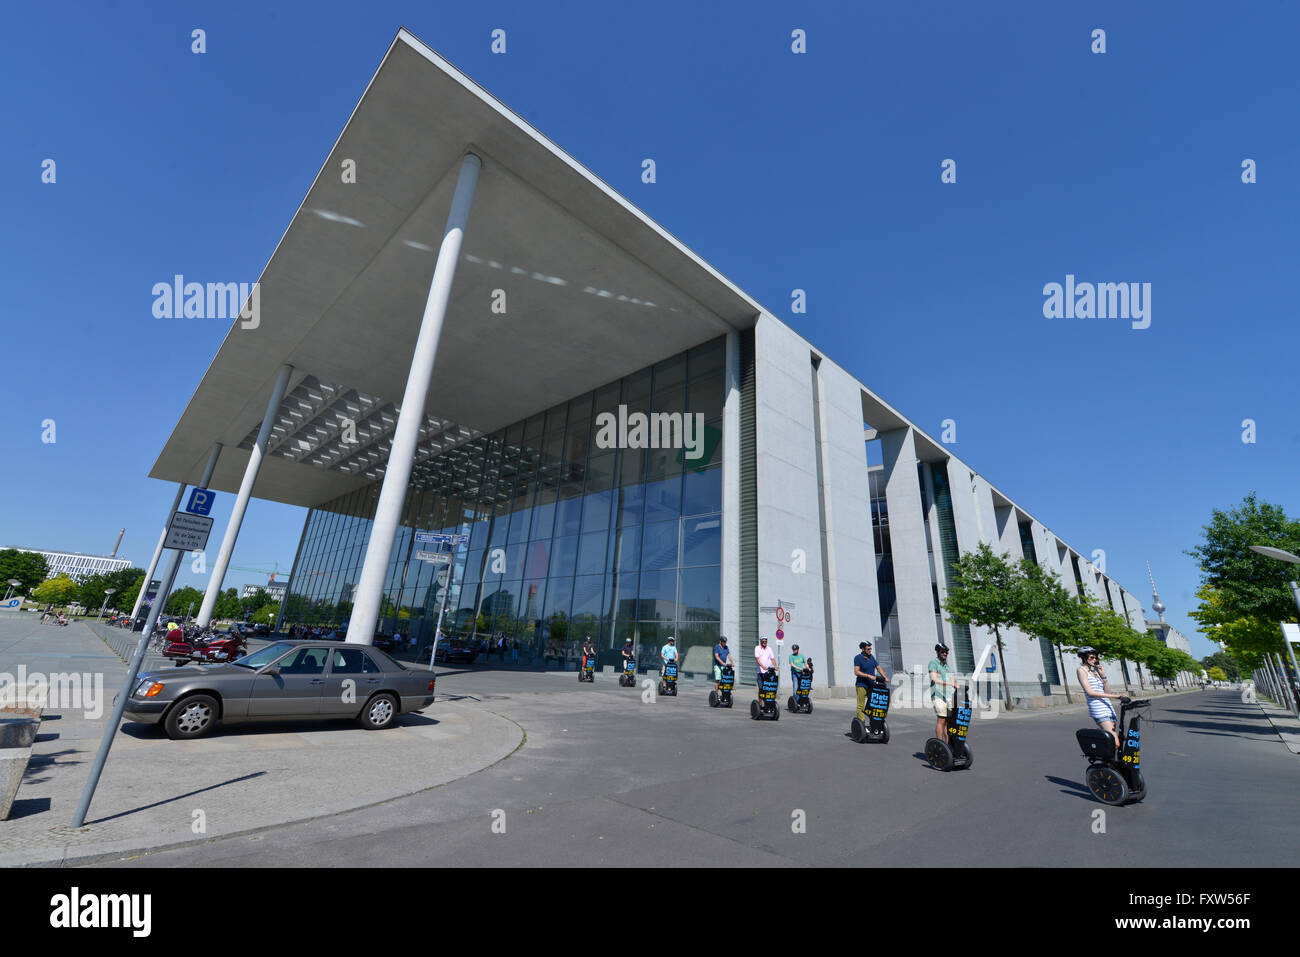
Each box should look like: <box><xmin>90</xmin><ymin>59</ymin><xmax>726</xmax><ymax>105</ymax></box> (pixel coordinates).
<box><xmin>928</xmin><ymin>644</ymin><xmax>959</xmax><ymax>739</ymax></box>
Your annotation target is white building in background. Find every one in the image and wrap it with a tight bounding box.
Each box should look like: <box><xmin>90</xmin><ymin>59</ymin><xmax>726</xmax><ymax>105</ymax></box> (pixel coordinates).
<box><xmin>6</xmin><ymin>547</ymin><xmax>132</xmax><ymax>581</ymax></box>
<box><xmin>241</xmin><ymin>580</ymin><xmax>287</xmax><ymax>601</ymax></box>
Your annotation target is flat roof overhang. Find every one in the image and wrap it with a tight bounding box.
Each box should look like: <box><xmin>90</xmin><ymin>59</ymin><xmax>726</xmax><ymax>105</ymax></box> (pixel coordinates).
<box><xmin>151</xmin><ymin>28</ymin><xmax>762</xmax><ymax>509</ymax></box>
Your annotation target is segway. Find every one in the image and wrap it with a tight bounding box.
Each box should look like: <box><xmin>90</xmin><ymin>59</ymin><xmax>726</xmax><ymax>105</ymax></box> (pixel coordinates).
<box><xmin>579</xmin><ymin>652</ymin><xmax>596</xmax><ymax>683</ymax></box>
<box><xmin>709</xmin><ymin>665</ymin><xmax>735</xmax><ymax>708</ymax></box>
<box><xmin>750</xmin><ymin>668</ymin><xmax>780</xmax><ymax>720</ymax></box>
<box><xmin>787</xmin><ymin>667</ymin><xmax>813</xmax><ymax>714</ymax></box>
<box><xmin>850</xmin><ymin>675</ymin><xmax>890</xmax><ymax>743</ymax></box>
<box><xmin>618</xmin><ymin>656</ymin><xmax>637</xmax><ymax>687</ymax></box>
<box><xmin>924</xmin><ymin>684</ymin><xmax>973</xmax><ymax>771</ymax></box>
<box><xmin>658</xmin><ymin>659</ymin><xmax>679</xmax><ymax>696</ymax></box>
<box><xmin>1076</xmin><ymin>697</ymin><xmax>1148</xmax><ymax>805</ymax></box>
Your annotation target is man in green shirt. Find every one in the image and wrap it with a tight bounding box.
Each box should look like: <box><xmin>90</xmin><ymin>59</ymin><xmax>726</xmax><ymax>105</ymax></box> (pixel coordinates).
<box><xmin>928</xmin><ymin>644</ymin><xmax>959</xmax><ymax>739</ymax></box>
<box><xmin>788</xmin><ymin>644</ymin><xmax>810</xmax><ymax>688</ymax></box>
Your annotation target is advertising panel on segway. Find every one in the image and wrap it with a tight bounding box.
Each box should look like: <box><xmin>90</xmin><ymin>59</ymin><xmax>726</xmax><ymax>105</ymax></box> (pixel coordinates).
<box><xmin>709</xmin><ymin>664</ymin><xmax>735</xmax><ymax>708</ymax></box>
<box><xmin>750</xmin><ymin>668</ymin><xmax>780</xmax><ymax>720</ymax></box>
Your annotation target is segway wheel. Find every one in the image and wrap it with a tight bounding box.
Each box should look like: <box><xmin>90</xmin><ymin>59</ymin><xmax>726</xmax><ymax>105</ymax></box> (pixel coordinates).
<box><xmin>925</xmin><ymin>737</ymin><xmax>953</xmax><ymax>771</ymax></box>
<box><xmin>1126</xmin><ymin>769</ymin><xmax>1145</xmax><ymax>803</ymax></box>
<box><xmin>773</xmin><ymin>706</ymin><xmax>779</xmax><ymax>721</ymax></box>
<box><xmin>750</xmin><ymin>699</ymin><xmax>760</xmax><ymax>720</ymax></box>
<box><xmin>879</xmin><ymin>722</ymin><xmax>889</xmax><ymax>745</ymax></box>
<box><xmin>957</xmin><ymin>741</ymin><xmax>971</xmax><ymax>769</ymax></box>
<box><xmin>708</xmin><ymin>690</ymin><xmax>719</xmax><ymax>708</ymax></box>
<box><xmin>724</xmin><ymin>696</ymin><xmax>733</xmax><ymax>709</ymax></box>
<box><xmin>658</xmin><ymin>682</ymin><xmax>666</xmax><ymax>695</ymax></box>
<box><xmin>806</xmin><ymin>699</ymin><xmax>813</xmax><ymax>714</ymax></box>
<box><xmin>787</xmin><ymin>696</ymin><xmax>795</xmax><ymax>712</ymax></box>
<box><xmin>1086</xmin><ymin>765</ymin><xmax>1129</xmax><ymax>806</ymax></box>
<box><xmin>850</xmin><ymin>717</ymin><xmax>865</xmax><ymax>743</ymax></box>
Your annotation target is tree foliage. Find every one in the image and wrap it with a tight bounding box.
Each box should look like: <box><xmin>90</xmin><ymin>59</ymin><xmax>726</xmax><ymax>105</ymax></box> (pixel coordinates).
<box><xmin>32</xmin><ymin>575</ymin><xmax>79</xmax><ymax>606</ymax></box>
<box><xmin>0</xmin><ymin>549</ymin><xmax>49</xmax><ymax>594</ymax></box>
<box><xmin>1187</xmin><ymin>492</ymin><xmax>1300</xmax><ymax>624</ymax></box>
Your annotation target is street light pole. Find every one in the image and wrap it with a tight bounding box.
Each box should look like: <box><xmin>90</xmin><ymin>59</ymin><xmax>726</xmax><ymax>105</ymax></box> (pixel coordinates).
<box><xmin>97</xmin><ymin>588</ymin><xmax>117</xmax><ymax>619</ymax></box>
<box><xmin>4</xmin><ymin>579</ymin><xmax>20</xmax><ymax>602</ymax></box>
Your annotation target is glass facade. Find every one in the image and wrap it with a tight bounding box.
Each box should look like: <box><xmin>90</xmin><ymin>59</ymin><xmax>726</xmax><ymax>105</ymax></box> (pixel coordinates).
<box><xmin>281</xmin><ymin>338</ymin><xmax>725</xmax><ymax>674</ymax></box>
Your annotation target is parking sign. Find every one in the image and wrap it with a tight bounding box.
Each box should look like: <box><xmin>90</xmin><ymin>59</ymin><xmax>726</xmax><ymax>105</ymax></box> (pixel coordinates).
<box><xmin>186</xmin><ymin>488</ymin><xmax>216</xmax><ymax>515</ymax></box>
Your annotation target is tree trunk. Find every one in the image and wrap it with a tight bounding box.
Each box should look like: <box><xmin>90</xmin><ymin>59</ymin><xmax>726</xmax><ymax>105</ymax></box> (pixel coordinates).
<box><xmin>1117</xmin><ymin>657</ymin><xmax>1132</xmax><ymax>694</ymax></box>
<box><xmin>1136</xmin><ymin>661</ymin><xmax>1146</xmax><ymax>690</ymax></box>
<box><xmin>993</xmin><ymin>626</ymin><xmax>1013</xmax><ymax>710</ymax></box>
<box><xmin>1056</xmin><ymin>642</ymin><xmax>1072</xmax><ymax>703</ymax></box>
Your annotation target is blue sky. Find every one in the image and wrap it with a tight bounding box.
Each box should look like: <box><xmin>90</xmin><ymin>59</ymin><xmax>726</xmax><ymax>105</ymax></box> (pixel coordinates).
<box><xmin>2</xmin><ymin>0</ymin><xmax>1295</xmax><ymax>657</ymax></box>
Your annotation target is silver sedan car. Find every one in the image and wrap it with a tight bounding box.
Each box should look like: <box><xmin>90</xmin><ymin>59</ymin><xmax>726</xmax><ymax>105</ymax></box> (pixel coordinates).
<box><xmin>122</xmin><ymin>640</ymin><xmax>436</xmax><ymax>739</ymax></box>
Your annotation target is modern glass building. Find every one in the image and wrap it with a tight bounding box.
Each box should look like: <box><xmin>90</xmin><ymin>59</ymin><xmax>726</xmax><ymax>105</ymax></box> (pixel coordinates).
<box><xmin>281</xmin><ymin>340</ymin><xmax>725</xmax><ymax>671</ymax></box>
<box><xmin>150</xmin><ymin>29</ymin><xmax>1195</xmax><ymax>695</ymax></box>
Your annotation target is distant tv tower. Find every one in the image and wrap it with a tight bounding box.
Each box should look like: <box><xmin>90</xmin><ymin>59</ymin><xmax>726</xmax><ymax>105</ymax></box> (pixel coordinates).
<box><xmin>1146</xmin><ymin>560</ymin><xmax>1166</xmax><ymax>622</ymax></box>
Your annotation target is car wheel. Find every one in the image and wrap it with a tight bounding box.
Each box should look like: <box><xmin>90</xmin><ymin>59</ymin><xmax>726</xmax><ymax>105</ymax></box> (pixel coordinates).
<box><xmin>164</xmin><ymin>694</ymin><xmax>218</xmax><ymax>740</ymax></box>
<box><xmin>359</xmin><ymin>692</ymin><xmax>398</xmax><ymax>730</ymax></box>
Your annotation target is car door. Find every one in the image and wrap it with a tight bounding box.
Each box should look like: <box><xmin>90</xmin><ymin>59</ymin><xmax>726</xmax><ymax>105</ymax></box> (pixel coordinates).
<box><xmin>248</xmin><ymin>645</ymin><xmax>328</xmax><ymax>716</ymax></box>
<box><xmin>320</xmin><ymin>647</ymin><xmax>385</xmax><ymax>715</ymax></box>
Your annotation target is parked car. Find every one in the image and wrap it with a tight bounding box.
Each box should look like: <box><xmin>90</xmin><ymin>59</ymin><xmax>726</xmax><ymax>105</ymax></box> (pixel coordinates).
<box><xmin>119</xmin><ymin>640</ymin><xmax>436</xmax><ymax>739</ymax></box>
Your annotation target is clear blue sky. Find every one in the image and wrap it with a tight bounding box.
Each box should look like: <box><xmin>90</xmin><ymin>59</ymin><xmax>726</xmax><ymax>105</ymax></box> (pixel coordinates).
<box><xmin>3</xmin><ymin>1</ymin><xmax>1295</xmax><ymax>658</ymax></box>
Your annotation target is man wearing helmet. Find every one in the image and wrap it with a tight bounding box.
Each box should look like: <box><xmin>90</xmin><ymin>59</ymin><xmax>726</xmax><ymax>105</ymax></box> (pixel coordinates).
<box><xmin>928</xmin><ymin>644</ymin><xmax>959</xmax><ymax>740</ymax></box>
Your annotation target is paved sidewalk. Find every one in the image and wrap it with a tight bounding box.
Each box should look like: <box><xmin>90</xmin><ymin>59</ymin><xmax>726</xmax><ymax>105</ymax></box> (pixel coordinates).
<box><xmin>0</xmin><ymin>616</ymin><xmax>522</xmax><ymax>867</ymax></box>
<box><xmin>1256</xmin><ymin>696</ymin><xmax>1300</xmax><ymax>754</ymax></box>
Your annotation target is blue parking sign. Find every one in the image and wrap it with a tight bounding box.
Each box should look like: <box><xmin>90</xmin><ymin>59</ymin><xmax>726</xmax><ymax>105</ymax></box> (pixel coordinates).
<box><xmin>186</xmin><ymin>488</ymin><xmax>216</xmax><ymax>515</ymax></box>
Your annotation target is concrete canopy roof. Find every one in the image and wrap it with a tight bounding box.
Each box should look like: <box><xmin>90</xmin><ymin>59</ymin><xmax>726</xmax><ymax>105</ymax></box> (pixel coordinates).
<box><xmin>151</xmin><ymin>28</ymin><xmax>761</xmax><ymax>508</ymax></box>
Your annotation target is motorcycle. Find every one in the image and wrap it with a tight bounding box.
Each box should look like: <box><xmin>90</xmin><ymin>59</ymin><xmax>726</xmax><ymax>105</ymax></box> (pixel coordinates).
<box><xmin>162</xmin><ymin>628</ymin><xmax>248</xmax><ymax>666</ymax></box>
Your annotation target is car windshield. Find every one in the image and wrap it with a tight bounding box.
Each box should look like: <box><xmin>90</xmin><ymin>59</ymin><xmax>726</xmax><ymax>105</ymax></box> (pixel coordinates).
<box><xmin>231</xmin><ymin>641</ymin><xmax>295</xmax><ymax>670</ymax></box>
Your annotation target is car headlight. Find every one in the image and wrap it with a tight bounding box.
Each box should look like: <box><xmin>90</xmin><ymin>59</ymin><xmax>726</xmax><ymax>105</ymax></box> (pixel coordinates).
<box><xmin>135</xmin><ymin>681</ymin><xmax>164</xmax><ymax>698</ymax></box>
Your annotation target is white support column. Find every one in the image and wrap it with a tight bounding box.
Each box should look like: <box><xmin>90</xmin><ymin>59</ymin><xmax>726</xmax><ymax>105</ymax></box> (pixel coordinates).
<box><xmin>197</xmin><ymin>364</ymin><xmax>294</xmax><ymax>626</ymax></box>
<box><xmin>346</xmin><ymin>152</ymin><xmax>481</xmax><ymax>645</ymax></box>
<box><xmin>720</xmin><ymin>328</ymin><xmax>741</xmax><ymax>653</ymax></box>
<box><xmin>129</xmin><ymin>482</ymin><xmax>188</xmax><ymax>622</ymax></box>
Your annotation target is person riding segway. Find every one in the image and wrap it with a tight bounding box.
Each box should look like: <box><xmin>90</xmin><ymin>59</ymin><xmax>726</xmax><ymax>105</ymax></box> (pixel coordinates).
<box><xmin>658</xmin><ymin>636</ymin><xmax>679</xmax><ymax>696</ymax></box>
<box><xmin>924</xmin><ymin>646</ymin><xmax>972</xmax><ymax>771</ymax></box>
<box><xmin>619</xmin><ymin>638</ymin><xmax>637</xmax><ymax>687</ymax></box>
<box><xmin>709</xmin><ymin>637</ymin><xmax>735</xmax><ymax>708</ymax></box>
<box><xmin>788</xmin><ymin>656</ymin><xmax>814</xmax><ymax>714</ymax></box>
<box><xmin>1076</xmin><ymin>692</ymin><xmax>1150</xmax><ymax>805</ymax></box>
<box><xmin>750</xmin><ymin>636</ymin><xmax>780</xmax><ymax>720</ymax></box>
<box><xmin>579</xmin><ymin>635</ymin><xmax>597</xmax><ymax>683</ymax></box>
<box><xmin>849</xmin><ymin>641</ymin><xmax>890</xmax><ymax>742</ymax></box>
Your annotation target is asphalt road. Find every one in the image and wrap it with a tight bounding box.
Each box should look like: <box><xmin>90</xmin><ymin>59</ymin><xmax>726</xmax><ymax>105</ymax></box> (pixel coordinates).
<box><xmin>100</xmin><ymin>672</ymin><xmax>1299</xmax><ymax>867</ymax></box>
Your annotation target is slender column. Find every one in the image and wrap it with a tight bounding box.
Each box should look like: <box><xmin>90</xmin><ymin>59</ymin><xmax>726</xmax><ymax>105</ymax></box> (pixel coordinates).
<box><xmin>129</xmin><ymin>482</ymin><xmax>188</xmax><ymax>622</ymax></box>
<box><xmin>720</xmin><ymin>329</ymin><xmax>741</xmax><ymax>656</ymax></box>
<box><xmin>347</xmin><ymin>152</ymin><xmax>481</xmax><ymax>644</ymax></box>
<box><xmin>197</xmin><ymin>363</ymin><xmax>294</xmax><ymax>625</ymax></box>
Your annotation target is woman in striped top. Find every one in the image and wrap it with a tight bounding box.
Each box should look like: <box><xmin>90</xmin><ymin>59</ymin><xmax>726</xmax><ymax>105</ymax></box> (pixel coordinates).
<box><xmin>1077</xmin><ymin>649</ymin><xmax>1126</xmax><ymax>749</ymax></box>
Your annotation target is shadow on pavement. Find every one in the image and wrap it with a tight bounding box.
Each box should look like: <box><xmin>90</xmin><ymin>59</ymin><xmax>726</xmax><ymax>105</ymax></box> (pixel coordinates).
<box><xmin>1153</xmin><ymin>718</ymin><xmax>1273</xmax><ymax>736</ymax></box>
<box><xmin>118</xmin><ymin>713</ymin><xmax>441</xmax><ymax>740</ymax></box>
<box><xmin>1045</xmin><ymin>774</ymin><xmax>1095</xmax><ymax>801</ymax></box>
<box><xmin>89</xmin><ymin>771</ymin><xmax>268</xmax><ymax>825</ymax></box>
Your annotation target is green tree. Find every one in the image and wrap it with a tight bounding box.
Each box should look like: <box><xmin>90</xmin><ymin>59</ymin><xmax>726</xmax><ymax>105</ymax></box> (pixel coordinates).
<box><xmin>213</xmin><ymin>587</ymin><xmax>241</xmax><ymax>620</ymax></box>
<box><xmin>1014</xmin><ymin>559</ymin><xmax>1084</xmax><ymax>703</ymax></box>
<box><xmin>1207</xmin><ymin>666</ymin><xmax>1228</xmax><ymax>682</ymax></box>
<box><xmin>0</xmin><ymin>549</ymin><xmax>49</xmax><ymax>594</ymax></box>
<box><xmin>251</xmin><ymin>602</ymin><xmax>279</xmax><ymax>625</ymax></box>
<box><xmin>1200</xmin><ymin>649</ymin><xmax>1241</xmax><ymax>681</ymax></box>
<box><xmin>1190</xmin><ymin>584</ymin><xmax>1280</xmax><ymax>670</ymax></box>
<box><xmin>32</xmin><ymin>575</ymin><xmax>79</xmax><ymax>607</ymax></box>
<box><xmin>942</xmin><ymin>543</ymin><xmax>1023</xmax><ymax>709</ymax></box>
<box><xmin>165</xmin><ymin>585</ymin><xmax>205</xmax><ymax>617</ymax></box>
<box><xmin>1187</xmin><ymin>493</ymin><xmax>1300</xmax><ymax>624</ymax></box>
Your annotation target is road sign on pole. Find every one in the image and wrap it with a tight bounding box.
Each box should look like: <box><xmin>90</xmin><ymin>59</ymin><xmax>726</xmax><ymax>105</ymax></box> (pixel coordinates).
<box><xmin>415</xmin><ymin>532</ymin><xmax>470</xmax><ymax>546</ymax></box>
<box><xmin>164</xmin><ymin>511</ymin><xmax>214</xmax><ymax>551</ymax></box>
<box><xmin>415</xmin><ymin>551</ymin><xmax>452</xmax><ymax>564</ymax></box>
<box><xmin>185</xmin><ymin>488</ymin><xmax>216</xmax><ymax>515</ymax></box>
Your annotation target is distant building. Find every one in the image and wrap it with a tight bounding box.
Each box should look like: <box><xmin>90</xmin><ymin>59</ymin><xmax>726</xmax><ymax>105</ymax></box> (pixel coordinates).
<box><xmin>6</xmin><ymin>547</ymin><xmax>131</xmax><ymax>581</ymax></box>
<box><xmin>241</xmin><ymin>580</ymin><xmax>287</xmax><ymax>601</ymax></box>
<box><xmin>1147</xmin><ymin>620</ymin><xmax>1192</xmax><ymax>655</ymax></box>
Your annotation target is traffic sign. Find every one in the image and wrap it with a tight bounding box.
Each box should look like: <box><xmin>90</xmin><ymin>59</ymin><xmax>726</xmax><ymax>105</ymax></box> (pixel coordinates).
<box><xmin>185</xmin><ymin>488</ymin><xmax>216</xmax><ymax>515</ymax></box>
<box><xmin>415</xmin><ymin>532</ymin><xmax>470</xmax><ymax>545</ymax></box>
<box><xmin>783</xmin><ymin>609</ymin><xmax>790</xmax><ymax>622</ymax></box>
<box><xmin>776</xmin><ymin>628</ymin><xmax>784</xmax><ymax>641</ymax></box>
<box><xmin>415</xmin><ymin>551</ymin><xmax>452</xmax><ymax>564</ymax></box>
<box><xmin>775</xmin><ymin>608</ymin><xmax>784</xmax><ymax>624</ymax></box>
<box><xmin>164</xmin><ymin>511</ymin><xmax>213</xmax><ymax>551</ymax></box>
